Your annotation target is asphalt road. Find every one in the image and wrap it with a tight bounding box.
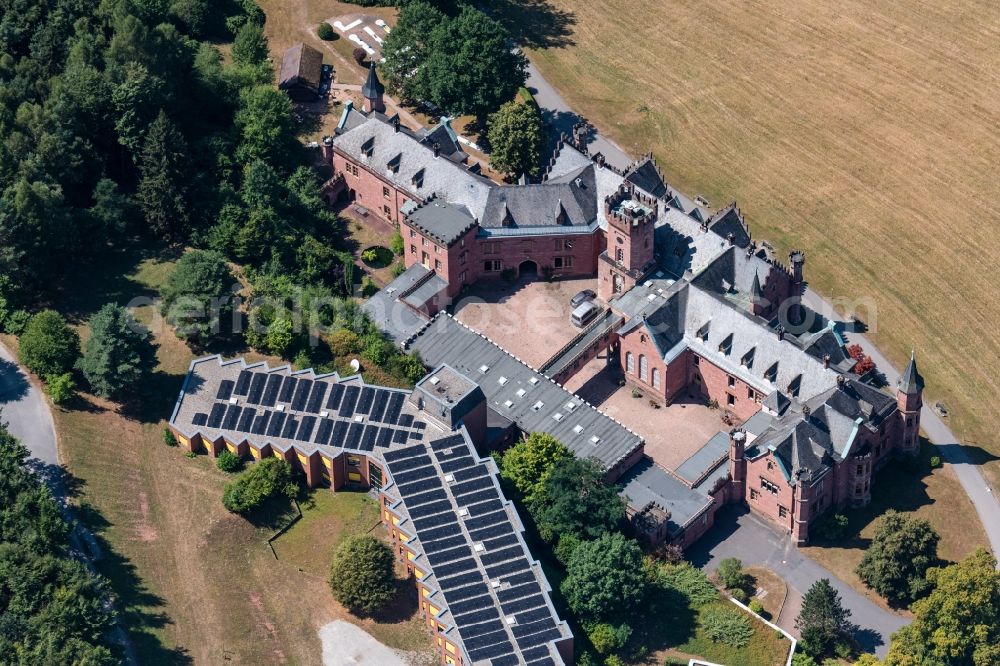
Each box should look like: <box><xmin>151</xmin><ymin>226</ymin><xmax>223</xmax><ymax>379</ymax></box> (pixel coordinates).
<box><xmin>688</xmin><ymin>506</ymin><xmax>907</xmax><ymax>657</ymax></box>
<box><xmin>803</xmin><ymin>288</ymin><xmax>1000</xmax><ymax>559</ymax></box>
<box><xmin>0</xmin><ymin>342</ymin><xmax>59</xmax><ymax>467</ymax></box>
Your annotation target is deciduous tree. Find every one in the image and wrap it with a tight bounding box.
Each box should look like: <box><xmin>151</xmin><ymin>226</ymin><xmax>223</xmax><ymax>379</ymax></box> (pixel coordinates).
<box><xmin>488</xmin><ymin>100</ymin><xmax>544</xmax><ymax>178</ymax></box>
<box><xmin>884</xmin><ymin>549</ymin><xmax>1000</xmax><ymax>666</ymax></box>
<box><xmin>499</xmin><ymin>432</ymin><xmax>570</xmax><ymax>503</ymax></box>
<box><xmin>19</xmin><ymin>310</ymin><xmax>80</xmax><ymax>378</ymax></box>
<box><xmin>328</xmin><ymin>535</ymin><xmax>396</xmax><ymax>615</ymax></box>
<box><xmin>533</xmin><ymin>457</ymin><xmax>625</xmax><ymax>541</ymax></box>
<box><xmin>855</xmin><ymin>510</ymin><xmax>939</xmax><ymax>605</ymax></box>
<box><xmin>561</xmin><ymin>532</ymin><xmax>648</xmax><ymax>621</ymax></box>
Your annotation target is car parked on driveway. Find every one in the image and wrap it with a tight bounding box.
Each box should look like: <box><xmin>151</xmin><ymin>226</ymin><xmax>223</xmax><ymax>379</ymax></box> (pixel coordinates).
<box><xmin>570</xmin><ymin>289</ymin><xmax>596</xmax><ymax>308</ymax></box>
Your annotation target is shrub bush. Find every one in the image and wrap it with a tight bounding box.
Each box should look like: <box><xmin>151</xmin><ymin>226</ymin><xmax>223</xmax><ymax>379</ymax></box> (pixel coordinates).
<box><xmin>717</xmin><ymin>557</ymin><xmax>751</xmax><ymax>591</ymax></box>
<box><xmin>748</xmin><ymin>598</ymin><xmax>765</xmax><ymax>615</ymax></box>
<box><xmin>164</xmin><ymin>428</ymin><xmax>179</xmax><ymax>447</ymax></box>
<box><xmin>390</xmin><ymin>230</ymin><xmax>404</xmax><ymax>255</ymax></box>
<box><xmin>317</xmin><ymin>22</ymin><xmax>335</xmax><ymax>40</ymax></box>
<box><xmin>328</xmin><ymin>535</ymin><xmax>396</xmax><ymax>615</ymax></box>
<box><xmin>586</xmin><ymin>622</ymin><xmax>631</xmax><ymax>655</ymax></box>
<box><xmin>631</xmin><ymin>387</ymin><xmax>642</xmax><ymax>398</ymax></box>
<box><xmin>352</xmin><ymin>47</ymin><xmax>366</xmax><ymax>64</ymax></box>
<box><xmin>328</xmin><ymin>328</ymin><xmax>363</xmax><ymax>358</ymax></box>
<box><xmin>929</xmin><ymin>455</ymin><xmax>942</xmax><ymax>469</ymax></box>
<box><xmin>700</xmin><ymin>605</ymin><xmax>753</xmax><ymax>648</ymax></box>
<box><xmin>44</xmin><ymin>373</ymin><xmax>76</xmax><ymax>404</ymax></box>
<box><xmin>216</xmin><ymin>450</ymin><xmax>243</xmax><ymax>473</ymax></box>
<box><xmin>3</xmin><ymin>309</ymin><xmax>31</xmax><ymax>334</ymax></box>
<box><xmin>815</xmin><ymin>512</ymin><xmax>850</xmax><ymax>540</ymax></box>
<box><xmin>655</xmin><ymin>562</ymin><xmax>718</xmax><ymax>608</ymax></box>
<box><xmin>222</xmin><ymin>458</ymin><xmax>297</xmax><ymax>513</ymax></box>
<box><xmin>390</xmin><ymin>261</ymin><xmax>406</xmax><ymax>277</ymax></box>
<box><xmin>730</xmin><ymin>587</ymin><xmax>749</xmax><ymax>604</ymax></box>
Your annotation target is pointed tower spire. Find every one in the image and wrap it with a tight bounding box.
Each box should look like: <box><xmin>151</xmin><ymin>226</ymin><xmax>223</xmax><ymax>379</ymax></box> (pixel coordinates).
<box><xmin>362</xmin><ymin>62</ymin><xmax>385</xmax><ymax>113</ymax></box>
<box><xmin>898</xmin><ymin>350</ymin><xmax>924</xmax><ymax>394</ymax></box>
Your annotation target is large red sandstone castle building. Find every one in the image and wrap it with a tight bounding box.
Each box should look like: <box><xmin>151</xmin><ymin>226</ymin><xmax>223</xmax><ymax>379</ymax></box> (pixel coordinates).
<box><xmin>330</xmin><ymin>69</ymin><xmax>925</xmax><ymax>547</ymax></box>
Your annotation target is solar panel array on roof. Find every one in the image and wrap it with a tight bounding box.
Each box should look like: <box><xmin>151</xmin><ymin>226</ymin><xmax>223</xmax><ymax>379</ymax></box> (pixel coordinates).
<box><xmin>262</xmin><ymin>374</ymin><xmax>282</xmax><ymax>407</ymax></box>
<box><xmin>222</xmin><ymin>404</ymin><xmax>242</xmax><ymax>430</ymax></box>
<box><xmin>292</xmin><ymin>379</ymin><xmax>312</xmax><ymax>411</ymax></box>
<box><xmin>279</xmin><ymin>376</ymin><xmax>297</xmax><ymax>403</ymax></box>
<box><xmin>247</xmin><ymin>374</ymin><xmax>266</xmax><ymax>404</ymax></box>
<box><xmin>207</xmin><ymin>403</ymin><xmax>226</xmax><ymax>428</ymax></box>
<box><xmin>307</xmin><ymin>383</ymin><xmax>328</xmax><ymax>412</ymax></box>
<box><xmin>192</xmin><ymin>412</ymin><xmax>207</xmax><ymax>426</ymax></box>
<box><xmin>357</xmin><ymin>387</ymin><xmax>374</xmax><ymax>415</ymax></box>
<box><xmin>326</xmin><ymin>384</ymin><xmax>344</xmax><ymax>409</ymax></box>
<box><xmin>216</xmin><ymin>379</ymin><xmax>234</xmax><ymax>401</ymax></box>
<box><xmin>383</xmin><ymin>437</ymin><xmax>566</xmax><ymax>666</ymax></box>
<box><xmin>235</xmin><ymin>370</ymin><xmax>252</xmax><ymax>396</ymax></box>
<box><xmin>237</xmin><ymin>408</ymin><xmax>256</xmax><ymax>432</ymax></box>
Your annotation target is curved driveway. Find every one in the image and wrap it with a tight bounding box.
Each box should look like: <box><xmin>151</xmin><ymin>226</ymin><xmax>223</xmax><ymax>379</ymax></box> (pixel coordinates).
<box><xmin>0</xmin><ymin>342</ymin><xmax>59</xmax><ymax>468</ymax></box>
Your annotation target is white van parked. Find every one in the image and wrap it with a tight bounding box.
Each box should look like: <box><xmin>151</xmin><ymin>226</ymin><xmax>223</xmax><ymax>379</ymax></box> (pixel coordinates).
<box><xmin>571</xmin><ymin>301</ymin><xmax>600</xmax><ymax>328</ymax></box>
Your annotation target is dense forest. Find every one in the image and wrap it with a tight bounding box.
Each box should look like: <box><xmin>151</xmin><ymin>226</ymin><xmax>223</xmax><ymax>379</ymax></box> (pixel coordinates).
<box><xmin>0</xmin><ymin>0</ymin><xmax>353</xmax><ymax>337</ymax></box>
<box><xmin>0</xmin><ymin>422</ymin><xmax>118</xmax><ymax>663</ymax></box>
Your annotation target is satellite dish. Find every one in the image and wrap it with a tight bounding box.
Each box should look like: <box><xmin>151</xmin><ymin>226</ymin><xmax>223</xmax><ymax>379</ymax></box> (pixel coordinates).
<box><xmin>350</xmin><ymin>359</ymin><xmax>361</xmax><ymax>372</ymax></box>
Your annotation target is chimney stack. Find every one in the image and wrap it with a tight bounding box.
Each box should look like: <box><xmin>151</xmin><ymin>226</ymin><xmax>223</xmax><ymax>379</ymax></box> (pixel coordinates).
<box><xmin>432</xmin><ymin>142</ymin><xmax>440</xmax><ymax>158</ymax></box>
<box><xmin>823</xmin><ymin>354</ymin><xmax>831</xmax><ymax>369</ymax></box>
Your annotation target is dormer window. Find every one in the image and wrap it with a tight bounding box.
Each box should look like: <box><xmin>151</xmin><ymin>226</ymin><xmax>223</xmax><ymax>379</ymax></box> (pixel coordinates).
<box><xmin>387</xmin><ymin>153</ymin><xmax>401</xmax><ymax>173</ymax></box>
<box><xmin>718</xmin><ymin>333</ymin><xmax>733</xmax><ymax>356</ymax></box>
<box><xmin>361</xmin><ymin>137</ymin><xmax>375</xmax><ymax>158</ymax></box>
<box><xmin>741</xmin><ymin>347</ymin><xmax>755</xmax><ymax>368</ymax></box>
<box><xmin>412</xmin><ymin>168</ymin><xmax>424</xmax><ymax>189</ymax></box>
<box><xmin>765</xmin><ymin>362</ymin><xmax>779</xmax><ymax>383</ymax></box>
<box><xmin>788</xmin><ymin>374</ymin><xmax>802</xmax><ymax>398</ymax></box>
<box><xmin>696</xmin><ymin>321</ymin><xmax>710</xmax><ymax>342</ymax></box>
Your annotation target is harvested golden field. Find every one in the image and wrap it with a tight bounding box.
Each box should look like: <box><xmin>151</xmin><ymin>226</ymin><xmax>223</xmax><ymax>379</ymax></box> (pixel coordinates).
<box><xmin>515</xmin><ymin>0</ymin><xmax>1000</xmax><ymax>486</ymax></box>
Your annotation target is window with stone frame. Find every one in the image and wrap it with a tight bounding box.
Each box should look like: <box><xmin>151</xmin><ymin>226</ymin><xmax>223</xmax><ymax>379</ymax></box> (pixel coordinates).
<box><xmin>778</xmin><ymin>505</ymin><xmax>788</xmax><ymax>518</ymax></box>
<box><xmin>626</xmin><ymin>351</ymin><xmax>635</xmax><ymax>374</ymax></box>
<box><xmin>750</xmin><ymin>489</ymin><xmax>760</xmax><ymax>500</ymax></box>
<box><xmin>639</xmin><ymin>355</ymin><xmax>648</xmax><ymax>381</ymax></box>
<box><xmin>760</xmin><ymin>477</ymin><xmax>780</xmax><ymax>495</ymax></box>
<box><xmin>652</xmin><ymin>368</ymin><xmax>661</xmax><ymax>389</ymax></box>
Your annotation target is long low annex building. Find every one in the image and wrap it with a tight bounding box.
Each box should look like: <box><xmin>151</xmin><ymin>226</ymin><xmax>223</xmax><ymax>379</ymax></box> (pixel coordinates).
<box><xmin>169</xmin><ymin>356</ymin><xmax>573</xmax><ymax>666</ymax></box>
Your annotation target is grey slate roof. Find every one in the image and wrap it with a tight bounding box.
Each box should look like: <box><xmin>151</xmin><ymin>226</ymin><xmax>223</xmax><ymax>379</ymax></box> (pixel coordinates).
<box><xmin>405</xmin><ymin>199</ymin><xmax>478</xmax><ymax>246</ymax></box>
<box><xmin>707</xmin><ymin>204</ymin><xmax>751</xmax><ymax>248</ymax></box>
<box><xmin>480</xmin><ymin>166</ymin><xmax>597</xmax><ymax>229</ymax></box>
<box><xmin>751</xmin><ymin>377</ymin><xmax>899</xmax><ymax>483</ymax></box>
<box><xmin>407</xmin><ymin>315</ymin><xmax>643</xmax><ymax>471</ymax></box>
<box><xmin>624</xmin><ymin>157</ymin><xmax>668</xmax><ymax>198</ymax></box>
<box><xmin>332</xmin><ymin>115</ymin><xmax>494</xmax><ymax>218</ymax></box>
<box><xmin>417</xmin><ymin>122</ymin><xmax>463</xmax><ymax>159</ymax></box>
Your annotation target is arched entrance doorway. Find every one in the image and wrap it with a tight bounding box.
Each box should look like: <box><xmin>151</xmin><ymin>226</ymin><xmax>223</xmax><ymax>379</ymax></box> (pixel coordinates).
<box><xmin>518</xmin><ymin>259</ymin><xmax>538</xmax><ymax>278</ymax></box>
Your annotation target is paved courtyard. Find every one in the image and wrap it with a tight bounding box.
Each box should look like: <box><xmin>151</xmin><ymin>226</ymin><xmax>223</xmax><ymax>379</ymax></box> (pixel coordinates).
<box><xmin>453</xmin><ymin>276</ymin><xmax>599</xmax><ymax>370</ymax></box>
<box><xmin>563</xmin><ymin>354</ymin><xmax>726</xmax><ymax>470</ymax></box>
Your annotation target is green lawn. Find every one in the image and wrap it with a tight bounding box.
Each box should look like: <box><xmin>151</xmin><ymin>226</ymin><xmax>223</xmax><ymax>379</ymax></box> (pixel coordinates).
<box><xmin>652</xmin><ymin>601</ymin><xmax>790</xmax><ymax>666</ymax></box>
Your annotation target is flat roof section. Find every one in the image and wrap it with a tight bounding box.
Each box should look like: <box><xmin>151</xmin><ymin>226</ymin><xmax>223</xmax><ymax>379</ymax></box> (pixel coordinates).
<box><xmin>407</xmin><ymin>315</ymin><xmax>644</xmax><ymax>472</ymax></box>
